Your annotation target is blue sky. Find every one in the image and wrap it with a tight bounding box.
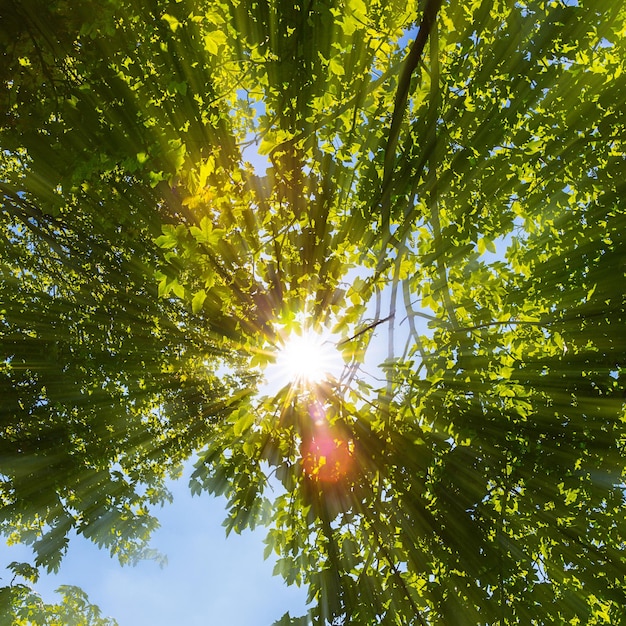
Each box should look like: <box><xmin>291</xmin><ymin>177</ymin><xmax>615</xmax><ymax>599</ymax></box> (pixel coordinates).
<box><xmin>0</xmin><ymin>463</ymin><xmax>309</xmax><ymax>625</ymax></box>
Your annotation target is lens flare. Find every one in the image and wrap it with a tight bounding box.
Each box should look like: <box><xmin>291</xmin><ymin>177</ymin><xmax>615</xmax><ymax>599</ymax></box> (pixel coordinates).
<box><xmin>301</xmin><ymin>429</ymin><xmax>354</xmax><ymax>483</ymax></box>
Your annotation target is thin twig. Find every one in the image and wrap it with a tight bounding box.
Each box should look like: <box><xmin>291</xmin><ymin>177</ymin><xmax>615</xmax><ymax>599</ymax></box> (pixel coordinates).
<box><xmin>336</xmin><ymin>314</ymin><xmax>395</xmax><ymax>347</ymax></box>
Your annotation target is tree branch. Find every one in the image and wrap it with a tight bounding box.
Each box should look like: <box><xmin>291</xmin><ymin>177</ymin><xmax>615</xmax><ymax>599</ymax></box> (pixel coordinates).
<box><xmin>401</xmin><ymin>278</ymin><xmax>428</xmax><ymax>366</ymax></box>
<box><xmin>383</xmin><ymin>252</ymin><xmax>403</xmax><ymax>423</ymax></box>
<box><xmin>380</xmin><ymin>0</ymin><xmax>443</xmax><ymax>235</ymax></box>
<box><xmin>336</xmin><ymin>313</ymin><xmax>394</xmax><ymax>347</ymax></box>
<box><xmin>370</xmin><ymin>520</ymin><xmax>428</xmax><ymax>626</ymax></box>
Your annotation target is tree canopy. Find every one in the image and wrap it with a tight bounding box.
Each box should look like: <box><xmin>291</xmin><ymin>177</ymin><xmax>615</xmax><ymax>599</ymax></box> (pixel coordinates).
<box><xmin>1</xmin><ymin>0</ymin><xmax>626</xmax><ymax>623</ymax></box>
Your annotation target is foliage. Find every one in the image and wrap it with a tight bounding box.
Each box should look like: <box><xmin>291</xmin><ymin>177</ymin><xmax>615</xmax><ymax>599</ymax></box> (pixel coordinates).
<box><xmin>0</xmin><ymin>0</ymin><xmax>248</xmax><ymax>574</ymax></box>
<box><xmin>1</xmin><ymin>0</ymin><xmax>626</xmax><ymax>624</ymax></box>
<box><xmin>0</xmin><ymin>562</ymin><xmax>117</xmax><ymax>625</ymax></box>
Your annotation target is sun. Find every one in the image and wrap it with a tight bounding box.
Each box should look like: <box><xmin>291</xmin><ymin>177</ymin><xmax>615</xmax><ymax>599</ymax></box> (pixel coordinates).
<box><xmin>273</xmin><ymin>329</ymin><xmax>341</xmax><ymax>385</ymax></box>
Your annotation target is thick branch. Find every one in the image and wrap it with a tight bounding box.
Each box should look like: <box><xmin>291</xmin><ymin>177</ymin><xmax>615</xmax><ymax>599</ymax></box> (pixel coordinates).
<box><xmin>381</xmin><ymin>0</ymin><xmax>443</xmax><ymax>234</ymax></box>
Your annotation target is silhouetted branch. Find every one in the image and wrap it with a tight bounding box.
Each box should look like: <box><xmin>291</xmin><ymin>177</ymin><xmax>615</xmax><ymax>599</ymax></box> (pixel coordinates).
<box><xmin>381</xmin><ymin>0</ymin><xmax>443</xmax><ymax>234</ymax></box>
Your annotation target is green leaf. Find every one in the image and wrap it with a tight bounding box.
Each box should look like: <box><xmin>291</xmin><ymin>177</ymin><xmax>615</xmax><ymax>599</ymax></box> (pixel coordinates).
<box><xmin>191</xmin><ymin>289</ymin><xmax>207</xmax><ymax>314</ymax></box>
<box><xmin>329</xmin><ymin>58</ymin><xmax>345</xmax><ymax>76</ymax></box>
<box><xmin>203</xmin><ymin>31</ymin><xmax>227</xmax><ymax>55</ymax></box>
<box><xmin>162</xmin><ymin>13</ymin><xmax>181</xmax><ymax>32</ymax></box>
<box><xmin>170</xmin><ymin>280</ymin><xmax>185</xmax><ymax>299</ymax></box>
<box><xmin>233</xmin><ymin>412</ymin><xmax>254</xmax><ymax>437</ymax></box>
<box><xmin>190</xmin><ymin>217</ymin><xmax>213</xmax><ymax>244</ymax></box>
<box><xmin>155</xmin><ymin>233</ymin><xmax>177</xmax><ymax>249</ymax></box>
<box><xmin>148</xmin><ymin>171</ymin><xmax>165</xmax><ymax>188</ymax></box>
<box><xmin>477</xmin><ymin>237</ymin><xmax>495</xmax><ymax>255</ymax></box>
<box><xmin>157</xmin><ymin>276</ymin><xmax>170</xmax><ymax>297</ymax></box>
<box><xmin>347</xmin><ymin>0</ymin><xmax>367</xmax><ymax>21</ymax></box>
<box><xmin>189</xmin><ymin>217</ymin><xmax>224</xmax><ymax>246</ymax></box>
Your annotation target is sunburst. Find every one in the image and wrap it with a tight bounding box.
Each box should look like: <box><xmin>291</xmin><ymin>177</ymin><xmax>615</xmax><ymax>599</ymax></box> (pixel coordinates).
<box><xmin>273</xmin><ymin>329</ymin><xmax>341</xmax><ymax>385</ymax></box>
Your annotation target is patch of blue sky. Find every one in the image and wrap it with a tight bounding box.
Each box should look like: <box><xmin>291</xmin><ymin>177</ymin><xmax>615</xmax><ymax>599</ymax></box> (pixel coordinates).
<box><xmin>0</xmin><ymin>462</ymin><xmax>309</xmax><ymax>626</ymax></box>
<box><xmin>236</xmin><ymin>88</ymin><xmax>270</xmax><ymax>176</ymax></box>
<box><xmin>477</xmin><ymin>229</ymin><xmax>518</xmax><ymax>266</ymax></box>
<box><xmin>241</xmin><ymin>134</ymin><xmax>271</xmax><ymax>176</ymax></box>
<box><xmin>397</xmin><ymin>25</ymin><xmax>419</xmax><ymax>51</ymax></box>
